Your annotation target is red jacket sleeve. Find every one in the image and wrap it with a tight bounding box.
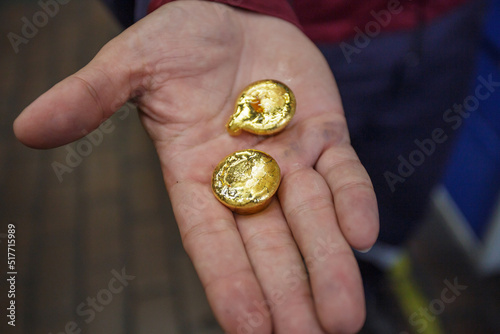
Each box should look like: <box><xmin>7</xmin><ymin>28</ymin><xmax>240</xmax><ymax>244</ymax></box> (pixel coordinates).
<box><xmin>147</xmin><ymin>0</ymin><xmax>301</xmax><ymax>28</ymax></box>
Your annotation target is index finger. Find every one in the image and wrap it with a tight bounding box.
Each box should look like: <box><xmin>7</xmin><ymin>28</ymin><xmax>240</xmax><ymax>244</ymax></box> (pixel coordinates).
<box><xmin>168</xmin><ymin>180</ymin><xmax>272</xmax><ymax>334</ymax></box>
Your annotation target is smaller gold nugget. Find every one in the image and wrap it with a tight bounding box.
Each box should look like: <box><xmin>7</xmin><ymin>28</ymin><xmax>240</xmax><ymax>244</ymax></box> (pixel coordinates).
<box><xmin>212</xmin><ymin>149</ymin><xmax>281</xmax><ymax>214</ymax></box>
<box><xmin>227</xmin><ymin>79</ymin><xmax>296</xmax><ymax>136</ymax></box>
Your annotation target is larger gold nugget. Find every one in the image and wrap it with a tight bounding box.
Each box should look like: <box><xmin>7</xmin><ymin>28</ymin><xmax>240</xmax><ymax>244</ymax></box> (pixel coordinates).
<box><xmin>227</xmin><ymin>80</ymin><xmax>296</xmax><ymax>136</ymax></box>
<box><xmin>212</xmin><ymin>149</ymin><xmax>281</xmax><ymax>215</ymax></box>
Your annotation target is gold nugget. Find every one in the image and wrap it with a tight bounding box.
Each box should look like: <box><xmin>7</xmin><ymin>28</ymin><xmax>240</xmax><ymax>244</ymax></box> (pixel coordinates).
<box><xmin>212</xmin><ymin>149</ymin><xmax>281</xmax><ymax>214</ymax></box>
<box><xmin>227</xmin><ymin>80</ymin><xmax>296</xmax><ymax>136</ymax></box>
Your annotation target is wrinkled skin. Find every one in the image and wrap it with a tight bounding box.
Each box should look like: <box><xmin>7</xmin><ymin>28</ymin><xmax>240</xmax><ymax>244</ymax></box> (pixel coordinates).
<box><xmin>14</xmin><ymin>2</ymin><xmax>379</xmax><ymax>333</ymax></box>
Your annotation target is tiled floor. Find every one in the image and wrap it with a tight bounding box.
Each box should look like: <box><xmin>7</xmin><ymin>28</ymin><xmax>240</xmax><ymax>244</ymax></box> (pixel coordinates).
<box><xmin>1</xmin><ymin>1</ymin><xmax>499</xmax><ymax>334</ymax></box>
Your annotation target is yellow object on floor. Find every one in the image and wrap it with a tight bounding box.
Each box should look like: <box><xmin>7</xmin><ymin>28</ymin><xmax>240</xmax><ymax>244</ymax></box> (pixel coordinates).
<box><xmin>389</xmin><ymin>254</ymin><xmax>444</xmax><ymax>334</ymax></box>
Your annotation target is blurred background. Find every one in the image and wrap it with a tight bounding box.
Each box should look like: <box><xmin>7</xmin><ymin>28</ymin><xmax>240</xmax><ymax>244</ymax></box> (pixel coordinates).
<box><xmin>0</xmin><ymin>0</ymin><xmax>499</xmax><ymax>333</ymax></box>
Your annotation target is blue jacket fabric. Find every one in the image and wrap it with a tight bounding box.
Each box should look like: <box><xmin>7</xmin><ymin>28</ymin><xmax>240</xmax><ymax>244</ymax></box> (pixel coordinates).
<box><xmin>101</xmin><ymin>0</ymin><xmax>149</xmax><ymax>27</ymax></box>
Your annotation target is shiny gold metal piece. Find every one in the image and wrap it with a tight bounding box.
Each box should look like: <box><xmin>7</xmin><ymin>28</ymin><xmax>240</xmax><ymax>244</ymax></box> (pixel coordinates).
<box><xmin>212</xmin><ymin>149</ymin><xmax>281</xmax><ymax>215</ymax></box>
<box><xmin>227</xmin><ymin>80</ymin><xmax>296</xmax><ymax>136</ymax></box>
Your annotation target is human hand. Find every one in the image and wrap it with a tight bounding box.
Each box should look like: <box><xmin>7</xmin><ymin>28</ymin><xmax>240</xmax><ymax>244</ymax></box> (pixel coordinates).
<box><xmin>14</xmin><ymin>1</ymin><xmax>379</xmax><ymax>333</ymax></box>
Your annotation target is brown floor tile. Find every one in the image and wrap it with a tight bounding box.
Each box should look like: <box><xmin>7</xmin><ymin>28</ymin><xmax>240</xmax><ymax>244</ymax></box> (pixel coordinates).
<box><xmin>131</xmin><ymin>221</ymin><xmax>170</xmax><ymax>297</ymax></box>
<box><xmin>136</xmin><ymin>297</ymin><xmax>180</xmax><ymax>334</ymax></box>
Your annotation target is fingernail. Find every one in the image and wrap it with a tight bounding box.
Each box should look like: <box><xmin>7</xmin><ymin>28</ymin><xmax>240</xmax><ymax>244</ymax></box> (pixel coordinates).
<box><xmin>357</xmin><ymin>246</ymin><xmax>372</xmax><ymax>254</ymax></box>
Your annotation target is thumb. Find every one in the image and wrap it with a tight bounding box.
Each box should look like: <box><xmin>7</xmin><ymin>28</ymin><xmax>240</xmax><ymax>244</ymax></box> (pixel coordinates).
<box><xmin>13</xmin><ymin>40</ymin><xmax>140</xmax><ymax>149</ymax></box>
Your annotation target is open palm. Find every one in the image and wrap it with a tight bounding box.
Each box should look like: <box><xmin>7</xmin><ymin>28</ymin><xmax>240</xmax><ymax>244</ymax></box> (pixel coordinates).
<box><xmin>14</xmin><ymin>2</ymin><xmax>378</xmax><ymax>333</ymax></box>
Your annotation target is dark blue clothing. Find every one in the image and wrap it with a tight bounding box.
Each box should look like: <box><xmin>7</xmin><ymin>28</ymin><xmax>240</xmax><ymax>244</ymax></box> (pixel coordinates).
<box><xmin>319</xmin><ymin>1</ymin><xmax>484</xmax><ymax>244</ymax></box>
<box><xmin>101</xmin><ymin>0</ymin><xmax>149</xmax><ymax>26</ymax></box>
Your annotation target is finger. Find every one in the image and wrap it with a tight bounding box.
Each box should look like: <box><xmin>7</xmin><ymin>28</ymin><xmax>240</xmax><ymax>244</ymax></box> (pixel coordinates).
<box><xmin>279</xmin><ymin>168</ymin><xmax>366</xmax><ymax>333</ymax></box>
<box><xmin>315</xmin><ymin>145</ymin><xmax>379</xmax><ymax>251</ymax></box>
<box><xmin>236</xmin><ymin>200</ymin><xmax>326</xmax><ymax>334</ymax></box>
<box><xmin>13</xmin><ymin>38</ymin><xmax>136</xmax><ymax>149</ymax></box>
<box><xmin>168</xmin><ymin>180</ymin><xmax>271</xmax><ymax>334</ymax></box>
<box><xmin>249</xmin><ymin>114</ymin><xmax>377</xmax><ymax>251</ymax></box>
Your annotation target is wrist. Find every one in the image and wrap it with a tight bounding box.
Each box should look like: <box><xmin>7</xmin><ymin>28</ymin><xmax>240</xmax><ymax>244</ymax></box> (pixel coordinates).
<box><xmin>147</xmin><ymin>0</ymin><xmax>301</xmax><ymax>29</ymax></box>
